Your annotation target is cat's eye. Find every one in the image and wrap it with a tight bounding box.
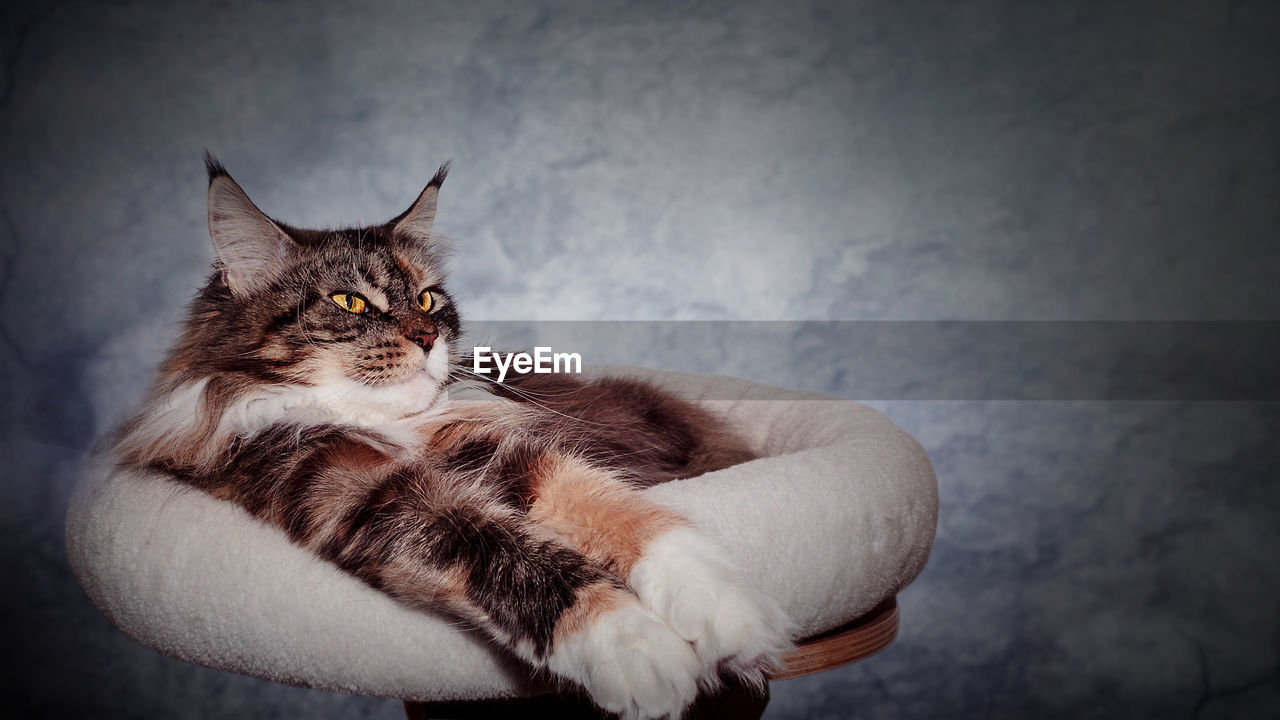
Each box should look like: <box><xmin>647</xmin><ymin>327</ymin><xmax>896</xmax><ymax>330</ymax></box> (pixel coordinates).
<box><xmin>331</xmin><ymin>292</ymin><xmax>368</xmax><ymax>314</ymax></box>
<box><xmin>416</xmin><ymin>290</ymin><xmax>433</xmax><ymax>312</ymax></box>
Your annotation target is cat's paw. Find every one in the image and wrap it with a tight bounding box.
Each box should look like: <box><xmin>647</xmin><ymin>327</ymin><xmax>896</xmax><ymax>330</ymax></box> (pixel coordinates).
<box><xmin>546</xmin><ymin>599</ymin><xmax>701</xmax><ymax>720</ymax></box>
<box><xmin>629</xmin><ymin>526</ymin><xmax>794</xmax><ymax>685</ymax></box>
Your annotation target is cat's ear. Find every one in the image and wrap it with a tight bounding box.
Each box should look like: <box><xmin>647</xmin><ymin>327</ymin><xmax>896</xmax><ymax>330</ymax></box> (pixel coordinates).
<box><xmin>391</xmin><ymin>162</ymin><xmax>450</xmax><ymax>246</ymax></box>
<box><xmin>205</xmin><ymin>153</ymin><xmax>297</xmax><ymax>298</ymax></box>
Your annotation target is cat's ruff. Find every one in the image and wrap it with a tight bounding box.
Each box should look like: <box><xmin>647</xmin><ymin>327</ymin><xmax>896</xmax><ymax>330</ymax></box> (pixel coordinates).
<box><xmin>67</xmin><ymin>365</ymin><xmax>937</xmax><ymax>705</ymax></box>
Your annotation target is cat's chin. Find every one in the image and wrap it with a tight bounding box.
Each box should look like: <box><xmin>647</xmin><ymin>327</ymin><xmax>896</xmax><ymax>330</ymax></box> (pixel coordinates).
<box><xmin>340</xmin><ymin>372</ymin><xmax>446</xmax><ymax>420</ymax></box>
<box><xmin>292</xmin><ymin>341</ymin><xmax>452</xmax><ymax>426</ymax></box>
<box><xmin>339</xmin><ymin>368</ymin><xmax>450</xmax><ymax>423</ymax></box>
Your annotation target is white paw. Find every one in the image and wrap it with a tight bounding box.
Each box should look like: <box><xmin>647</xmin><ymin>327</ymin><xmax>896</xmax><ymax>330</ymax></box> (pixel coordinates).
<box><xmin>629</xmin><ymin>527</ymin><xmax>794</xmax><ymax>683</ymax></box>
<box><xmin>546</xmin><ymin>599</ymin><xmax>702</xmax><ymax>720</ymax></box>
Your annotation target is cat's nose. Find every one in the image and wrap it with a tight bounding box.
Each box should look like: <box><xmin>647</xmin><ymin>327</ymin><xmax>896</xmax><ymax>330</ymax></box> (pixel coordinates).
<box><xmin>404</xmin><ymin>330</ymin><xmax>438</xmax><ymax>351</ymax></box>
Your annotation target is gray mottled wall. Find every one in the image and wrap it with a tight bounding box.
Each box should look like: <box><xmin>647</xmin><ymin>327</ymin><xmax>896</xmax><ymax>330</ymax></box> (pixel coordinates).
<box><xmin>3</xmin><ymin>1</ymin><xmax>1278</xmax><ymax>718</ymax></box>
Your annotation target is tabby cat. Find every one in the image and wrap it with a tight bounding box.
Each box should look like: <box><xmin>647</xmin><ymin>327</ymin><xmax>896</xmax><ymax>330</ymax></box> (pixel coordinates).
<box><xmin>111</xmin><ymin>156</ymin><xmax>792</xmax><ymax>719</ymax></box>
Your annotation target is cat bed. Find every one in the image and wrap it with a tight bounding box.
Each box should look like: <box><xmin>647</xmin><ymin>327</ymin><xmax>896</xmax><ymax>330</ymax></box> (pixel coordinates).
<box><xmin>66</xmin><ymin>367</ymin><xmax>938</xmax><ymax>702</ymax></box>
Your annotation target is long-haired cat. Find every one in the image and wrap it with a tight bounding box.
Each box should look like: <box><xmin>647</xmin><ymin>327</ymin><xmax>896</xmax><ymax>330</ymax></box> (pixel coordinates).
<box><xmin>110</xmin><ymin>156</ymin><xmax>792</xmax><ymax>719</ymax></box>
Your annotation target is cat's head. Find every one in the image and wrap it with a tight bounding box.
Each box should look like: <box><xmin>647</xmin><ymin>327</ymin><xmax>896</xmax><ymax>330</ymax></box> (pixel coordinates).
<box><xmin>159</xmin><ymin>155</ymin><xmax>462</xmax><ymax>427</ymax></box>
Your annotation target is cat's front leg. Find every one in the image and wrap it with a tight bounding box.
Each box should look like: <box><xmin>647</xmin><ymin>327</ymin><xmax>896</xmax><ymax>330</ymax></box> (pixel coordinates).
<box><xmin>526</xmin><ymin>454</ymin><xmax>795</xmax><ymax>685</ymax></box>
<box><xmin>354</xmin><ymin>498</ymin><xmax>701</xmax><ymax>720</ymax></box>
<box><xmin>627</xmin><ymin>525</ymin><xmax>795</xmax><ymax>685</ymax></box>
<box><xmin>186</xmin><ymin>427</ymin><xmax>703</xmax><ymax>720</ymax></box>
<box><xmin>542</xmin><ymin>583</ymin><xmax>702</xmax><ymax>719</ymax></box>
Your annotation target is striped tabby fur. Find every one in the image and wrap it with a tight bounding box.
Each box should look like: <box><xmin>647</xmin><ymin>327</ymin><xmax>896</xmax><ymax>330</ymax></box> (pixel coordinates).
<box><xmin>110</xmin><ymin>157</ymin><xmax>792</xmax><ymax>719</ymax></box>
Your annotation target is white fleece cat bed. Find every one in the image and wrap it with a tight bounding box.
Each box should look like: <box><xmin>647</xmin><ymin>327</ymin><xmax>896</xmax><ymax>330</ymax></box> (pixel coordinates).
<box><xmin>66</xmin><ymin>368</ymin><xmax>937</xmax><ymax>701</ymax></box>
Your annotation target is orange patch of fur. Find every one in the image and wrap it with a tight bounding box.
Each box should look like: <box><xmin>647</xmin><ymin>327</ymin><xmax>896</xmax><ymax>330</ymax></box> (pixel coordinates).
<box><xmin>381</xmin><ymin>556</ymin><xmax>474</xmax><ymax>613</ymax></box>
<box><xmin>388</xmin><ymin>556</ymin><xmax>470</xmax><ymax>599</ymax></box>
<box><xmin>528</xmin><ymin>454</ymin><xmax>686</xmax><ymax>576</ymax></box>
<box><xmin>552</xmin><ymin>580</ymin><xmax>632</xmax><ymax>645</ymax></box>
<box><xmin>425</xmin><ymin>418</ymin><xmax>486</xmax><ymax>452</ymax></box>
<box><xmin>423</xmin><ymin>402</ymin><xmax>532</xmax><ymax>451</ymax></box>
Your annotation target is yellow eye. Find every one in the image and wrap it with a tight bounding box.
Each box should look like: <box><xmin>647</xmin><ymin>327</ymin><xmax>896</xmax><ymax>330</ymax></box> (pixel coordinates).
<box><xmin>417</xmin><ymin>289</ymin><xmax>434</xmax><ymax>312</ymax></box>
<box><xmin>331</xmin><ymin>292</ymin><xmax>367</xmax><ymax>314</ymax></box>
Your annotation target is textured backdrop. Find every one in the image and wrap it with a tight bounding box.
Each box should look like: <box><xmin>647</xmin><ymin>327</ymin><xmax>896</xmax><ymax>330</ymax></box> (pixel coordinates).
<box><xmin>2</xmin><ymin>1</ymin><xmax>1278</xmax><ymax>717</ymax></box>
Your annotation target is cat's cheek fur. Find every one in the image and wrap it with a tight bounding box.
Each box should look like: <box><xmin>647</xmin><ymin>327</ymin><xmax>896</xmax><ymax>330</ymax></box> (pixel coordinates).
<box><xmin>546</xmin><ymin>599</ymin><xmax>702</xmax><ymax>720</ymax></box>
<box><xmin>304</xmin><ymin>339</ymin><xmax>452</xmax><ymax>423</ymax></box>
<box><xmin>627</xmin><ymin>526</ymin><xmax>795</xmax><ymax>685</ymax></box>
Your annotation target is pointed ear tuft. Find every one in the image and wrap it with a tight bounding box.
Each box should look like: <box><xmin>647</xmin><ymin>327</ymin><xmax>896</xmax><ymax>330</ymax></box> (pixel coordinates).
<box><xmin>392</xmin><ymin>161</ymin><xmax>451</xmax><ymax>244</ymax></box>
<box><xmin>428</xmin><ymin>160</ymin><xmax>451</xmax><ymax>190</ymax></box>
<box><xmin>207</xmin><ymin>166</ymin><xmax>295</xmax><ymax>298</ymax></box>
<box><xmin>203</xmin><ymin>149</ymin><xmax>229</xmax><ymax>184</ymax></box>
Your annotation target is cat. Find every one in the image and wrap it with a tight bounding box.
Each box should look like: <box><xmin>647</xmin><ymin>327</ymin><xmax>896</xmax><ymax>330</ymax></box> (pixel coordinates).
<box><xmin>109</xmin><ymin>155</ymin><xmax>793</xmax><ymax>719</ymax></box>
